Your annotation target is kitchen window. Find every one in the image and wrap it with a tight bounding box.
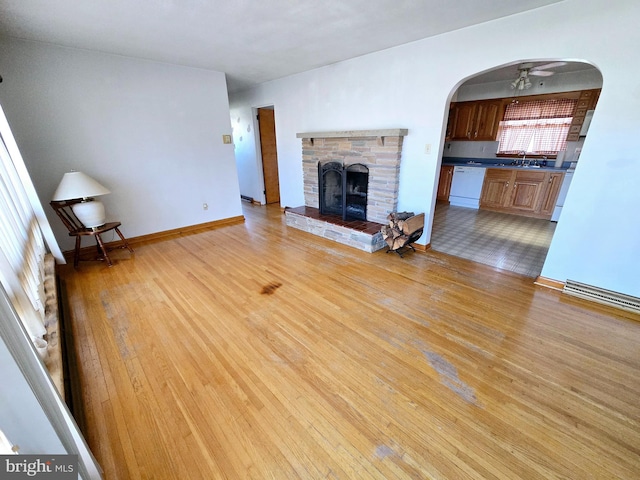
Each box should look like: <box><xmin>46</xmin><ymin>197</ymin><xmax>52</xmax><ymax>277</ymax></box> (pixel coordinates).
<box><xmin>497</xmin><ymin>98</ymin><xmax>577</xmax><ymax>156</ymax></box>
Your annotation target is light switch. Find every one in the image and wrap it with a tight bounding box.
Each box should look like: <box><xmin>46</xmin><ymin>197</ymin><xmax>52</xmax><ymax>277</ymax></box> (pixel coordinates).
<box><xmin>222</xmin><ymin>134</ymin><xmax>232</xmax><ymax>144</ymax></box>
<box><xmin>425</xmin><ymin>143</ymin><xmax>432</xmax><ymax>155</ymax></box>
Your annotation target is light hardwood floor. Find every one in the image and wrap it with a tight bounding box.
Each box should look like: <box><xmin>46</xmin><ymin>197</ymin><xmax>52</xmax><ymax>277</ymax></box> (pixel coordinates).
<box><xmin>59</xmin><ymin>203</ymin><xmax>640</xmax><ymax>479</ymax></box>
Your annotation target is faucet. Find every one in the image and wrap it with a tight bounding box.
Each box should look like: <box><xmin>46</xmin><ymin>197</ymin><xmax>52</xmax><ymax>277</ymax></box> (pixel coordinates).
<box><xmin>517</xmin><ymin>151</ymin><xmax>525</xmax><ymax>166</ymax></box>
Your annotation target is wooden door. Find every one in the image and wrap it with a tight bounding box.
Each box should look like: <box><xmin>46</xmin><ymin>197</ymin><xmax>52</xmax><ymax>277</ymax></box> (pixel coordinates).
<box><xmin>258</xmin><ymin>108</ymin><xmax>280</xmax><ymax>204</ymax></box>
<box><xmin>480</xmin><ymin>169</ymin><xmax>512</xmax><ymax>209</ymax></box>
<box><xmin>510</xmin><ymin>171</ymin><xmax>546</xmax><ymax>212</ymax></box>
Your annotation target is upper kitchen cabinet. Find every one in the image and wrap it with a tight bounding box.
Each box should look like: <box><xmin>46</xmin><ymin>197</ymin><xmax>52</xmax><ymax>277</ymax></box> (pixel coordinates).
<box><xmin>447</xmin><ymin>99</ymin><xmax>505</xmax><ymax>141</ymax></box>
<box><xmin>566</xmin><ymin>88</ymin><xmax>601</xmax><ymax>141</ymax></box>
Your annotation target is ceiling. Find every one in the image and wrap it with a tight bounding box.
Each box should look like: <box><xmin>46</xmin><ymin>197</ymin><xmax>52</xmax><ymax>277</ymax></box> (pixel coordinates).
<box><xmin>0</xmin><ymin>0</ymin><xmax>566</xmax><ymax>93</ymax></box>
<box><xmin>463</xmin><ymin>61</ymin><xmax>598</xmax><ymax>86</ymax></box>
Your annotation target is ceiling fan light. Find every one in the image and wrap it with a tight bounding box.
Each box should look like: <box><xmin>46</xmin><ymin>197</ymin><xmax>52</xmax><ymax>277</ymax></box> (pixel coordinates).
<box><xmin>511</xmin><ymin>68</ymin><xmax>533</xmax><ymax>90</ymax></box>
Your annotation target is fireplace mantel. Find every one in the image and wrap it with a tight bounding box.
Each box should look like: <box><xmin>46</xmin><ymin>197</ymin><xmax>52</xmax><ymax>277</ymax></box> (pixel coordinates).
<box><xmin>296</xmin><ymin>129</ymin><xmax>408</xmax><ymax>145</ymax></box>
<box><xmin>296</xmin><ymin>129</ymin><xmax>408</xmax><ymax>138</ymax></box>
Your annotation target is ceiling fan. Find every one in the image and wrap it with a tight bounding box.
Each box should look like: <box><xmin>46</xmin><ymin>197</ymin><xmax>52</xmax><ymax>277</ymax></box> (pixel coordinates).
<box><xmin>511</xmin><ymin>61</ymin><xmax>567</xmax><ymax>90</ymax></box>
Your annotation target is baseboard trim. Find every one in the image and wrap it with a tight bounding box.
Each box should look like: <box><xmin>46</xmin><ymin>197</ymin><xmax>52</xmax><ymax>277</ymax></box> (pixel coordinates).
<box><xmin>62</xmin><ymin>215</ymin><xmax>245</xmax><ymax>261</ymax></box>
<box><xmin>534</xmin><ymin>276</ymin><xmax>565</xmax><ymax>291</ymax></box>
<box><xmin>128</xmin><ymin>216</ymin><xmax>245</xmax><ymax>247</ymax></box>
<box><xmin>413</xmin><ymin>243</ymin><xmax>430</xmax><ymax>252</ymax></box>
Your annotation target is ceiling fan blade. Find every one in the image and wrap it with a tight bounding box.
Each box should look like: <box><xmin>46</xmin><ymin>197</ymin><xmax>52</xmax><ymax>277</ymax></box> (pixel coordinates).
<box><xmin>531</xmin><ymin>61</ymin><xmax>567</xmax><ymax>71</ymax></box>
<box><xmin>529</xmin><ymin>70</ymin><xmax>554</xmax><ymax>77</ymax></box>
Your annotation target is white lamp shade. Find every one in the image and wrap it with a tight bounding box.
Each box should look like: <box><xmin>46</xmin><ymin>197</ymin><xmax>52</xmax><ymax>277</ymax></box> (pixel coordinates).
<box><xmin>52</xmin><ymin>171</ymin><xmax>110</xmax><ymax>201</ymax></box>
<box><xmin>72</xmin><ymin>200</ymin><xmax>106</xmax><ymax>228</ymax></box>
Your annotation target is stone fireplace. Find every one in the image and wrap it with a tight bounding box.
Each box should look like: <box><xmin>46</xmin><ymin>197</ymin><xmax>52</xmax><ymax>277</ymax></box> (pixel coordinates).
<box><xmin>285</xmin><ymin>129</ymin><xmax>407</xmax><ymax>252</ymax></box>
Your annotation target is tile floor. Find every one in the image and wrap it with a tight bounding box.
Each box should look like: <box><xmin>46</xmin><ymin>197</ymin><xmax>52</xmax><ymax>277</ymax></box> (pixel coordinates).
<box><xmin>430</xmin><ymin>204</ymin><xmax>557</xmax><ymax>277</ymax></box>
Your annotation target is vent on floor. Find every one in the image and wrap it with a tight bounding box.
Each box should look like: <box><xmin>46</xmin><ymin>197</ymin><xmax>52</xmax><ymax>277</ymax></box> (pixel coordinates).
<box><xmin>563</xmin><ymin>280</ymin><xmax>640</xmax><ymax>314</ymax></box>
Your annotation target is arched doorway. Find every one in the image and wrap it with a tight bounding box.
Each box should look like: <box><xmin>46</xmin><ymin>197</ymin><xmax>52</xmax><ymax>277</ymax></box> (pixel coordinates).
<box><xmin>432</xmin><ymin>60</ymin><xmax>603</xmax><ymax>277</ymax></box>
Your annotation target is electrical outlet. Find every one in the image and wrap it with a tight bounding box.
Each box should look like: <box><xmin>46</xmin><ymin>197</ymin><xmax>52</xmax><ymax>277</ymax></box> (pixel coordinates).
<box><xmin>425</xmin><ymin>143</ymin><xmax>432</xmax><ymax>155</ymax></box>
<box><xmin>203</xmin><ymin>203</ymin><xmax>208</xmax><ymax>210</ymax></box>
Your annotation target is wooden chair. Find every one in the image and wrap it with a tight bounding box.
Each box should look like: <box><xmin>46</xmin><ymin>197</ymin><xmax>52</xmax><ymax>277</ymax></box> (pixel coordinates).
<box><xmin>50</xmin><ymin>199</ymin><xmax>134</xmax><ymax>268</ymax></box>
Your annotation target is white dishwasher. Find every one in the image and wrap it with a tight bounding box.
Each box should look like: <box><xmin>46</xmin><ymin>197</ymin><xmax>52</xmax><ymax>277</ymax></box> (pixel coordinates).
<box><xmin>449</xmin><ymin>166</ymin><xmax>486</xmax><ymax>209</ymax></box>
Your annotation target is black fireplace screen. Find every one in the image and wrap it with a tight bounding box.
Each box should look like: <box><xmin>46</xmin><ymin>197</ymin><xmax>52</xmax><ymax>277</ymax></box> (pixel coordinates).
<box><xmin>318</xmin><ymin>162</ymin><xmax>368</xmax><ymax>221</ymax></box>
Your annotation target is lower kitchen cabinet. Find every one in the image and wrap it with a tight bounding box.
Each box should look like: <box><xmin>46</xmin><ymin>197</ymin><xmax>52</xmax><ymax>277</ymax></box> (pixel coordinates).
<box><xmin>479</xmin><ymin>168</ymin><xmax>564</xmax><ymax>219</ymax></box>
<box><xmin>539</xmin><ymin>172</ymin><xmax>564</xmax><ymax>217</ymax></box>
<box><xmin>437</xmin><ymin>165</ymin><xmax>454</xmax><ymax>203</ymax></box>
<box><xmin>478</xmin><ymin>169</ymin><xmax>512</xmax><ymax>208</ymax></box>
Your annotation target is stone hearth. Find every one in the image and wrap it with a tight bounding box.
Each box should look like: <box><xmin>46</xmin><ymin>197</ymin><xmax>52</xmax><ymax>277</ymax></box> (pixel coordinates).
<box><xmin>285</xmin><ymin>206</ymin><xmax>386</xmax><ymax>253</ymax></box>
<box><xmin>286</xmin><ymin>129</ymin><xmax>407</xmax><ymax>252</ymax></box>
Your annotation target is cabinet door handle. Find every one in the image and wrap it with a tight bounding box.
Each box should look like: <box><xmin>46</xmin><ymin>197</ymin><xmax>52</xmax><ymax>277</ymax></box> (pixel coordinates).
<box><xmin>505</xmin><ymin>182</ymin><xmax>509</xmax><ymax>188</ymax></box>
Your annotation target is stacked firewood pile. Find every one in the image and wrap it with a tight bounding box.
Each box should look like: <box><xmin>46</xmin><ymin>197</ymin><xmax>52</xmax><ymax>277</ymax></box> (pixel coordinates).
<box><xmin>381</xmin><ymin>211</ymin><xmax>417</xmax><ymax>251</ymax></box>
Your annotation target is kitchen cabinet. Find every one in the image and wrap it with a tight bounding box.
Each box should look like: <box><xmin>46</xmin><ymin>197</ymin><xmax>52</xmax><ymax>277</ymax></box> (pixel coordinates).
<box><xmin>478</xmin><ymin>169</ymin><xmax>511</xmax><ymax>208</ymax></box>
<box><xmin>510</xmin><ymin>170</ymin><xmax>548</xmax><ymax>213</ymax></box>
<box><xmin>436</xmin><ymin>165</ymin><xmax>454</xmax><ymax>203</ymax></box>
<box><xmin>539</xmin><ymin>172</ymin><xmax>564</xmax><ymax>217</ymax></box>
<box><xmin>448</xmin><ymin>99</ymin><xmax>504</xmax><ymax>141</ymax></box>
<box><xmin>479</xmin><ymin>168</ymin><xmax>565</xmax><ymax>219</ymax></box>
<box><xmin>566</xmin><ymin>89</ymin><xmax>600</xmax><ymax>141</ymax></box>
<box><xmin>475</xmin><ymin>101</ymin><xmax>503</xmax><ymax>141</ymax></box>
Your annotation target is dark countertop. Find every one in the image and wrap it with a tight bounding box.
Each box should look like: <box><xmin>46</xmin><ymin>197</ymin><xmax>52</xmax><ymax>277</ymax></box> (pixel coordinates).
<box><xmin>442</xmin><ymin>157</ymin><xmax>570</xmax><ymax>172</ymax></box>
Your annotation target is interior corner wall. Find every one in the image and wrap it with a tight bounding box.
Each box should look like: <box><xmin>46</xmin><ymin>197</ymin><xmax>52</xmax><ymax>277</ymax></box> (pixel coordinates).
<box><xmin>229</xmin><ymin>0</ymin><xmax>640</xmax><ymax>298</ymax></box>
<box><xmin>230</xmin><ymin>105</ymin><xmax>266</xmax><ymax>204</ymax></box>
<box><xmin>0</xmin><ymin>37</ymin><xmax>242</xmax><ymax>252</ymax></box>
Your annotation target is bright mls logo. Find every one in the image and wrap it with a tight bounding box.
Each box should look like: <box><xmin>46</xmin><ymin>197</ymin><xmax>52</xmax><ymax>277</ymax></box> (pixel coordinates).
<box><xmin>1</xmin><ymin>455</ymin><xmax>77</xmax><ymax>479</ymax></box>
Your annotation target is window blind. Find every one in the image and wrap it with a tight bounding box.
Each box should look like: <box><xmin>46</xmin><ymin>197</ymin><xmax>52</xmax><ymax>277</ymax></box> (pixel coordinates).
<box><xmin>498</xmin><ymin>98</ymin><xmax>577</xmax><ymax>155</ymax></box>
<box><xmin>0</xmin><ymin>104</ymin><xmax>62</xmax><ymax>341</ymax></box>
<box><xmin>0</xmin><ymin>132</ymin><xmax>46</xmax><ymax>338</ymax></box>
<box><xmin>503</xmin><ymin>99</ymin><xmax>577</xmax><ymax>120</ymax></box>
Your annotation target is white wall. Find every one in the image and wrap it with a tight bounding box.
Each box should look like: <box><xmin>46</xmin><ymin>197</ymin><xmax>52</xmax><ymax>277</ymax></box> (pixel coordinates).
<box><xmin>230</xmin><ymin>105</ymin><xmax>267</xmax><ymax>204</ymax></box>
<box><xmin>0</xmin><ymin>38</ymin><xmax>242</xmax><ymax>252</ymax></box>
<box><xmin>0</xmin><ymin>334</ymin><xmax>66</xmax><ymax>454</ymax></box>
<box><xmin>230</xmin><ymin>0</ymin><xmax>640</xmax><ymax>298</ymax></box>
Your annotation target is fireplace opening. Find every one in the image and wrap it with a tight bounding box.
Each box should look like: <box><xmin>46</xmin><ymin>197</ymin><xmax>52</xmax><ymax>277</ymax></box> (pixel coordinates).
<box><xmin>319</xmin><ymin>161</ymin><xmax>343</xmax><ymax>216</ymax></box>
<box><xmin>318</xmin><ymin>162</ymin><xmax>369</xmax><ymax>221</ymax></box>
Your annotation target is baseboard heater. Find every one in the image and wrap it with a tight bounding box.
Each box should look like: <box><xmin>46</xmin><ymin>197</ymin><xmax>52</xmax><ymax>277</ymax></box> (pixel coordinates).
<box><xmin>240</xmin><ymin>195</ymin><xmax>254</xmax><ymax>203</ymax></box>
<box><xmin>563</xmin><ymin>280</ymin><xmax>640</xmax><ymax>314</ymax></box>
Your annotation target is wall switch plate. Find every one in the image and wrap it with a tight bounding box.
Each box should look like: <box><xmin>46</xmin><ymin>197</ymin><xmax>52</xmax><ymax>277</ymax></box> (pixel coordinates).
<box><xmin>222</xmin><ymin>134</ymin><xmax>232</xmax><ymax>144</ymax></box>
<box><xmin>425</xmin><ymin>143</ymin><xmax>432</xmax><ymax>155</ymax></box>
